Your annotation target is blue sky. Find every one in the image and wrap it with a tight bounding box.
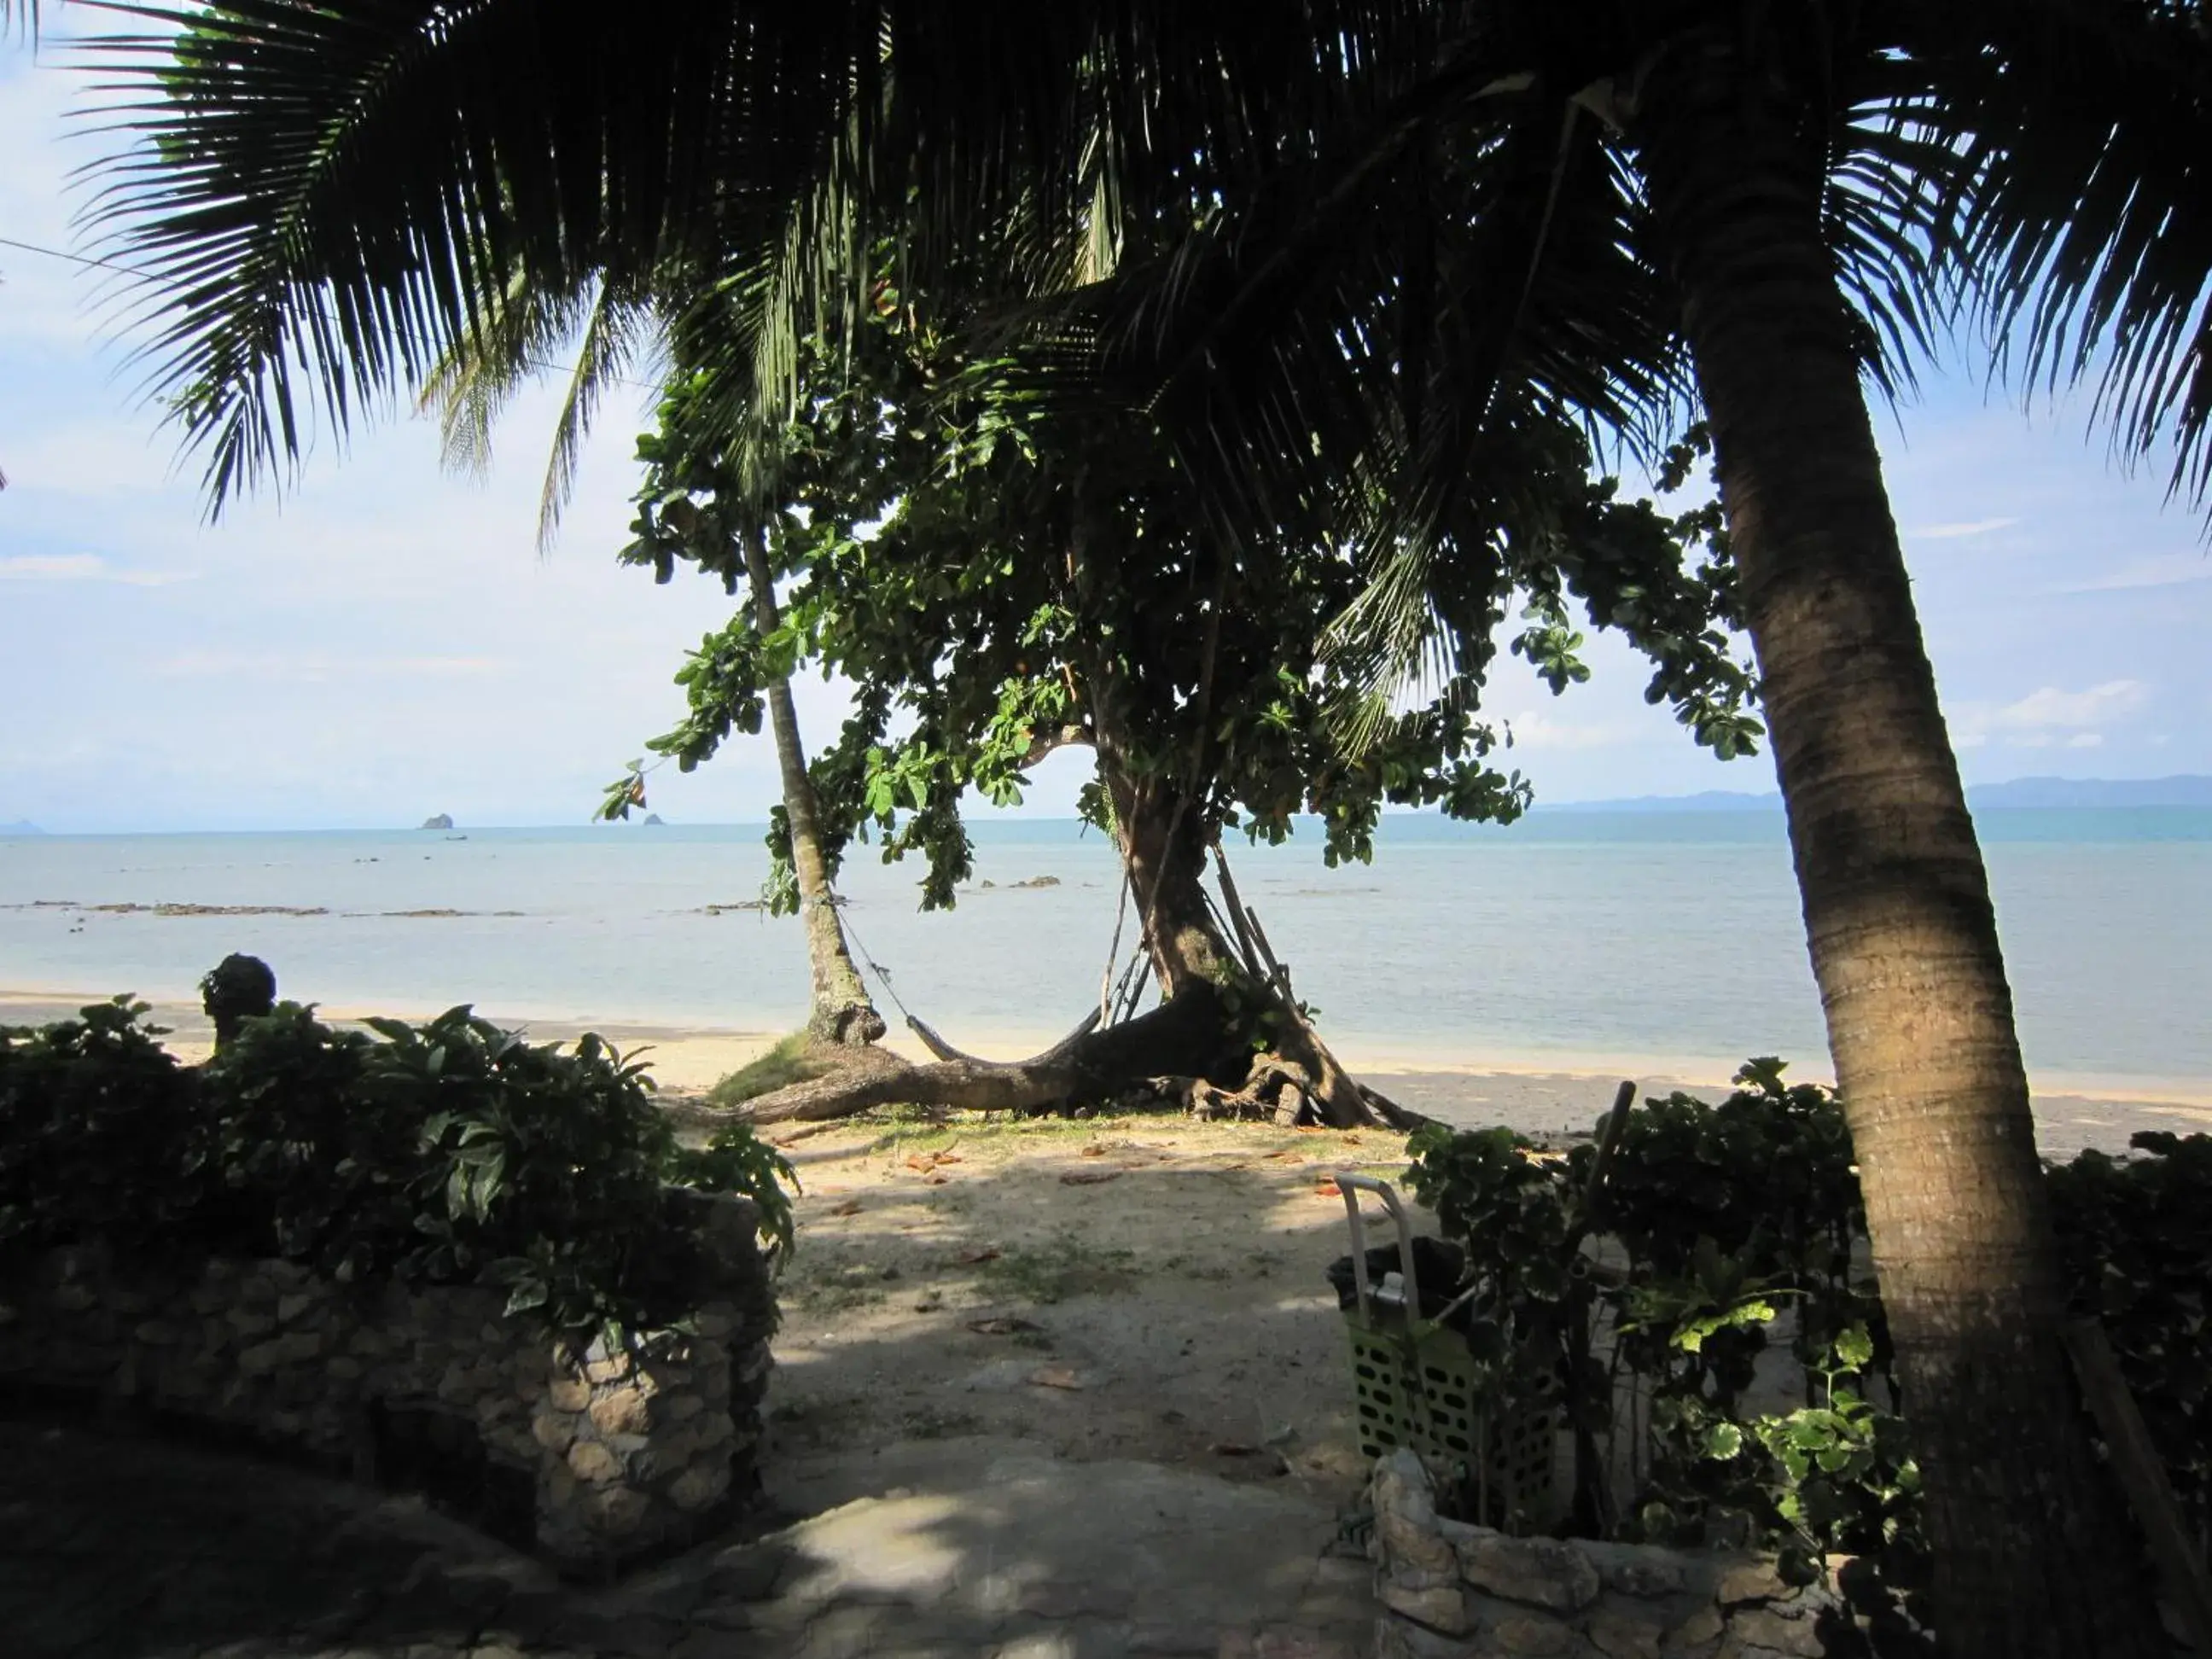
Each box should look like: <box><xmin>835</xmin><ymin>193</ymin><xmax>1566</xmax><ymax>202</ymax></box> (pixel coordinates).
<box><xmin>3</xmin><ymin>44</ymin><xmax>2209</xmax><ymax>833</ymax></box>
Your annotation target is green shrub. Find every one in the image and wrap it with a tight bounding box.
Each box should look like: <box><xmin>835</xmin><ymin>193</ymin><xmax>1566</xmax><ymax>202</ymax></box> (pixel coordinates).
<box><xmin>0</xmin><ymin>998</ymin><xmax>205</xmax><ymax>1252</ymax></box>
<box><xmin>0</xmin><ymin>989</ymin><xmax>797</xmax><ymax>1341</ymax></box>
<box><xmin>1404</xmin><ymin>1064</ymin><xmax>2207</xmax><ymax>1590</ymax></box>
<box><xmin>2048</xmin><ymin>1130</ymin><xmax>2212</xmax><ymax>1551</ymax></box>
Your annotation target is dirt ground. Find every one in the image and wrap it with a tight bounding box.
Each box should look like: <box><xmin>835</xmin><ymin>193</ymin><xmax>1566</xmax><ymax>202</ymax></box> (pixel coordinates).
<box><xmin>728</xmin><ymin>1107</ymin><xmax>1461</xmax><ymax>1518</ymax></box>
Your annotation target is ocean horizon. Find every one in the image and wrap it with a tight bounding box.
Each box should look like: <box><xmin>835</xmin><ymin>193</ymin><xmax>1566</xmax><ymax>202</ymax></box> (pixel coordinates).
<box><xmin>5</xmin><ymin>807</ymin><xmax>2209</xmax><ymax>1098</ymax></box>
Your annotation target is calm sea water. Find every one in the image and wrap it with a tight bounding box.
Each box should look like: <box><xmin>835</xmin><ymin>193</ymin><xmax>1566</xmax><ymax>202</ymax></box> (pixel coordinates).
<box><xmin>3</xmin><ymin>810</ymin><xmax>2207</xmax><ymax>1089</ymax></box>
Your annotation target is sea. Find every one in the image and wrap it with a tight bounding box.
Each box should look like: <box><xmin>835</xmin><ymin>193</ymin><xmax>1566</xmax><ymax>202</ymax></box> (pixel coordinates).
<box><xmin>3</xmin><ymin>809</ymin><xmax>2209</xmax><ymax>1097</ymax></box>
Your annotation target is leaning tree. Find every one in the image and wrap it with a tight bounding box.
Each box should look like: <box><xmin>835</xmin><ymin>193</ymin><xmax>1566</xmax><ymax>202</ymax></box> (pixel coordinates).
<box><xmin>598</xmin><ymin>295</ymin><xmax>1757</xmax><ymax>1128</ymax></box>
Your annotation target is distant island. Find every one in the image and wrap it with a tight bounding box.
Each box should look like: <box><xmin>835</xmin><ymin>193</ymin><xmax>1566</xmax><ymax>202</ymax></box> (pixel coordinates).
<box><xmin>643</xmin><ymin>813</ymin><xmax>666</xmax><ymax>826</ymax></box>
<box><xmin>1549</xmin><ymin>776</ymin><xmax>2212</xmax><ymax>813</ymax></box>
<box><xmin>420</xmin><ymin>813</ymin><xmax>454</xmax><ymax>830</ymax></box>
<box><xmin>0</xmin><ymin>819</ymin><xmax>44</xmax><ymax>836</ymax></box>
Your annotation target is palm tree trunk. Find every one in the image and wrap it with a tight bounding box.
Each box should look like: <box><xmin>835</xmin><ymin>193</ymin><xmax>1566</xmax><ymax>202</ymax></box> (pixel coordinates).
<box><xmin>1639</xmin><ymin>86</ymin><xmax>2165</xmax><ymax>1659</ymax></box>
<box><xmin>741</xmin><ymin>527</ymin><xmax>884</xmax><ymax>1047</ymax></box>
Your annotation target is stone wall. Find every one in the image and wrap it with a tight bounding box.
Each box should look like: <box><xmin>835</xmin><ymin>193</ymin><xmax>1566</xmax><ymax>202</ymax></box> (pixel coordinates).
<box><xmin>1369</xmin><ymin>1450</ymin><xmax>1920</xmax><ymax>1659</ymax></box>
<box><xmin>0</xmin><ymin>1189</ymin><xmax>773</xmax><ymax>1575</ymax></box>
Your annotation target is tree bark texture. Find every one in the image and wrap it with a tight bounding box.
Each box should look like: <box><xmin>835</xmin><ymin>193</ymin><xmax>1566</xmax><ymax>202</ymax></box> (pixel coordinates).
<box><xmin>1095</xmin><ymin>731</ymin><xmax>1238</xmax><ymax>998</ymax></box>
<box><xmin>1639</xmin><ymin>63</ymin><xmax>2164</xmax><ymax>1659</ymax></box>
<box><xmin>742</xmin><ymin>527</ymin><xmax>885</xmax><ymax>1047</ymax></box>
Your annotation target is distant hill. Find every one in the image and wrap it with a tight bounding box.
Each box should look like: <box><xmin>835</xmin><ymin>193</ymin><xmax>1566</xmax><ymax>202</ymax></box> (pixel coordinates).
<box><xmin>0</xmin><ymin>819</ymin><xmax>44</xmax><ymax>836</ymax></box>
<box><xmin>1966</xmin><ymin>775</ymin><xmax>2212</xmax><ymax>809</ymax></box>
<box><xmin>1546</xmin><ymin>790</ymin><xmax>1780</xmax><ymax>813</ymax></box>
<box><xmin>420</xmin><ymin>812</ymin><xmax>454</xmax><ymax>830</ymax></box>
<box><xmin>1549</xmin><ymin>777</ymin><xmax>2212</xmax><ymax>812</ymax></box>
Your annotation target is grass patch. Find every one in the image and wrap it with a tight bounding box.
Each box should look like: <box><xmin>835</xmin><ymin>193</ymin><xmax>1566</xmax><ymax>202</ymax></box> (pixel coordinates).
<box><xmin>785</xmin><ymin>1255</ymin><xmax>900</xmax><ymax>1315</ymax></box>
<box><xmin>708</xmin><ymin>1031</ymin><xmax>835</xmax><ymax>1108</ymax></box>
<box><xmin>901</xmin><ymin>1405</ymin><xmax>986</xmax><ymax>1439</ymax></box>
<box><xmin>980</xmin><ymin>1234</ymin><xmax>1138</xmax><ymax>1305</ymax></box>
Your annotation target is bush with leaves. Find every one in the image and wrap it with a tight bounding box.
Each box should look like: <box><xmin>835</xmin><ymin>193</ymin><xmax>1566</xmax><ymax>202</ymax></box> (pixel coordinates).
<box><xmin>2047</xmin><ymin>1130</ymin><xmax>2212</xmax><ymax>1554</ymax></box>
<box><xmin>1402</xmin><ymin>1063</ymin><xmax>2207</xmax><ymax>1595</ymax></box>
<box><xmin>0</xmin><ymin>993</ymin><xmax>798</xmax><ymax>1342</ymax></box>
<box><xmin>0</xmin><ymin>998</ymin><xmax>206</xmax><ymax>1252</ymax></box>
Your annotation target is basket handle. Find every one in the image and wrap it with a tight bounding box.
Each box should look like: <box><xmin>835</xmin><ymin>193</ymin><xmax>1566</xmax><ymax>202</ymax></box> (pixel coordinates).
<box><xmin>1334</xmin><ymin>1172</ymin><xmax>1418</xmax><ymax>1321</ymax></box>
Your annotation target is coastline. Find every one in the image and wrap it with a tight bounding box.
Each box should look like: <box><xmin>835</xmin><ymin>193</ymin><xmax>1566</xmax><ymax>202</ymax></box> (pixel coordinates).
<box><xmin>8</xmin><ymin>985</ymin><xmax>2206</xmax><ymax>1157</ymax></box>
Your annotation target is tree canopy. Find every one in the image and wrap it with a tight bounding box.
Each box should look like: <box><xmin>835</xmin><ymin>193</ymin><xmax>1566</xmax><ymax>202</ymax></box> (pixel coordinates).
<box><xmin>602</xmin><ymin>292</ymin><xmax>1759</xmax><ymax>920</ymax></box>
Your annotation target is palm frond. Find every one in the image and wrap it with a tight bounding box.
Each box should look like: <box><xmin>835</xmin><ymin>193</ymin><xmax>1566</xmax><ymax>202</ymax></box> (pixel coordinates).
<box><xmin>418</xmin><ymin>267</ymin><xmax>600</xmax><ymax>482</ymax></box>
<box><xmin>79</xmin><ymin>0</ymin><xmax>865</xmax><ymax>510</ymax></box>
<box><xmin>1931</xmin><ymin>0</ymin><xmax>2212</xmax><ymax>501</ymax></box>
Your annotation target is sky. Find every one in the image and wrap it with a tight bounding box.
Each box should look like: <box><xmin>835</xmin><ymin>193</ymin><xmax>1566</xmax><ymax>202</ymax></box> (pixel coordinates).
<box><xmin>3</xmin><ymin>43</ymin><xmax>2210</xmax><ymax>834</ymax></box>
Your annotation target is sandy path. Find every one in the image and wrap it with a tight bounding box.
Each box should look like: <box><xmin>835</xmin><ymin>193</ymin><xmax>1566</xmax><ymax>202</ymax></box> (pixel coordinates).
<box><xmin>751</xmin><ymin>1112</ymin><xmax>1403</xmax><ymax>1516</ymax></box>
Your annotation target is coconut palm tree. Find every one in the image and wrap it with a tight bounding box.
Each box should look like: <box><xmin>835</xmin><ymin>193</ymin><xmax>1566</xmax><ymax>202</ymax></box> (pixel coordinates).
<box><xmin>1062</xmin><ymin>14</ymin><xmax>2209</xmax><ymax>1651</ymax></box>
<box><xmin>73</xmin><ymin>4</ymin><xmax>2212</xmax><ymax>1650</ymax></box>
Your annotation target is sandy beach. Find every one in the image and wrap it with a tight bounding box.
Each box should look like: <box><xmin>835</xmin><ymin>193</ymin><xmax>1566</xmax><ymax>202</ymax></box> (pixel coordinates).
<box><xmin>7</xmin><ymin>986</ymin><xmax>2204</xmax><ymax>1158</ymax></box>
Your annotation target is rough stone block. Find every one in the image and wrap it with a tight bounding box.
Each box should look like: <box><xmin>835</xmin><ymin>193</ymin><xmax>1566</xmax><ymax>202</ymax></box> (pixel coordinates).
<box><xmin>1715</xmin><ymin>1563</ymin><xmax>1790</xmax><ymax>1606</ymax></box>
<box><xmin>533</xmin><ymin>1412</ymin><xmax>579</xmax><ymax>1453</ymax></box>
<box><xmin>276</xmin><ymin>1291</ymin><xmax>318</xmax><ymax>1324</ymax></box>
<box><xmin>667</xmin><ymin>1464</ymin><xmax>727</xmax><ymax>1514</ymax></box>
<box><xmin>546</xmin><ymin>1376</ymin><xmax>591</xmax><ymax>1412</ymax></box>
<box><xmin>1488</xmin><ymin>1610</ymin><xmax>1587</xmax><ymax>1656</ymax></box>
<box><xmin>133</xmin><ymin>1319</ymin><xmax>181</xmax><ymax>1346</ymax></box>
<box><xmin>226</xmin><ymin>1307</ymin><xmax>277</xmax><ymax>1338</ymax></box>
<box><xmin>1590</xmin><ymin>1607</ymin><xmax>1666</xmax><ymax>1659</ymax></box>
<box><xmin>1665</xmin><ymin>1606</ymin><xmax>1724</xmax><ymax>1651</ymax></box>
<box><xmin>1597</xmin><ymin>1553</ymin><xmax>1688</xmax><ymax>1600</ymax></box>
<box><xmin>1380</xmin><ymin>1507</ymin><xmax>1457</xmax><ymax>1577</ymax></box>
<box><xmin>238</xmin><ymin>1331</ymin><xmax>323</xmax><ymax>1375</ymax></box>
<box><xmin>589</xmin><ymin>1385</ymin><xmax>654</xmax><ymax>1437</ymax></box>
<box><xmin>566</xmin><ymin>1439</ymin><xmax>623</xmax><ymax>1485</ymax></box>
<box><xmin>587</xmin><ymin>1484</ymin><xmax>652</xmax><ymax>1536</ymax></box>
<box><xmin>1378</xmin><ymin>1580</ymin><xmax>1469</xmax><ymax>1636</ymax></box>
<box><xmin>1458</xmin><ymin>1535</ymin><xmax>1603</xmax><ymax>1614</ymax></box>
<box><xmin>1724</xmin><ymin>1608</ymin><xmax>1824</xmax><ymax>1657</ymax></box>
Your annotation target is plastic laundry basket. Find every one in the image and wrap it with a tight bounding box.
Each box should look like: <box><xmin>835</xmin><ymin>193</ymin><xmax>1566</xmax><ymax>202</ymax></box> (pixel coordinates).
<box><xmin>1333</xmin><ymin>1173</ymin><xmax>1564</xmax><ymax>1532</ymax></box>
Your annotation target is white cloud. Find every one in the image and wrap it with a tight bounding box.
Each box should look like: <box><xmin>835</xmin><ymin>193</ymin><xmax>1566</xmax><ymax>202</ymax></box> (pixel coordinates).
<box><xmin>1956</xmin><ymin>678</ymin><xmax>2149</xmax><ymax>749</ymax></box>
<box><xmin>0</xmin><ymin>552</ymin><xmax>194</xmax><ymax>585</ymax></box>
<box><xmin>1906</xmin><ymin>516</ymin><xmax>2019</xmax><ymax>540</ymax></box>
<box><xmin>2058</xmin><ymin>552</ymin><xmax>2212</xmax><ymax>594</ymax></box>
<box><xmin>1503</xmin><ymin>708</ymin><xmax>1640</xmax><ymax>752</ymax></box>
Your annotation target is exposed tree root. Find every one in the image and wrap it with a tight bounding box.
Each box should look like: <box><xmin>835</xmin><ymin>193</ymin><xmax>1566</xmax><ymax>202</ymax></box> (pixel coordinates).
<box><xmin>701</xmin><ymin>981</ymin><xmax>1429</xmax><ymax>1132</ymax></box>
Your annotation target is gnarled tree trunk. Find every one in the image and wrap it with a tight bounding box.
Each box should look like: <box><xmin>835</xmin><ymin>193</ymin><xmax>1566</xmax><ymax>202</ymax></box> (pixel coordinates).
<box><xmin>742</xmin><ymin>526</ymin><xmax>885</xmax><ymax>1047</ymax></box>
<box><xmin>1640</xmin><ymin>69</ymin><xmax>2164</xmax><ymax>1659</ymax></box>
